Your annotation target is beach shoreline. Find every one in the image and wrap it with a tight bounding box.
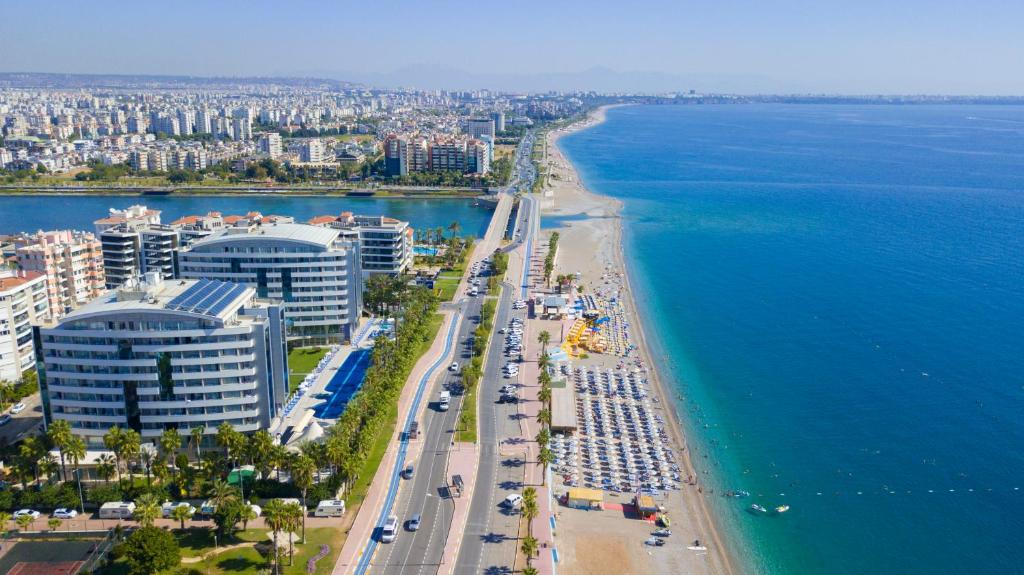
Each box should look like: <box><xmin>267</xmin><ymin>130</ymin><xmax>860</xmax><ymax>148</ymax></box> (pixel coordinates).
<box><xmin>542</xmin><ymin>104</ymin><xmax>740</xmax><ymax>575</ymax></box>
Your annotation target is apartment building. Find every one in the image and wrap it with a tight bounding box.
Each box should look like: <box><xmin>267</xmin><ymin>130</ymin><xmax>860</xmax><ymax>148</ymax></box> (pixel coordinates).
<box><xmin>14</xmin><ymin>229</ymin><xmax>106</xmax><ymax>319</ymax></box>
<box><xmin>308</xmin><ymin>212</ymin><xmax>413</xmax><ymax>277</ymax></box>
<box><xmin>96</xmin><ymin>206</ymin><xmax>179</xmax><ymax>288</ymax></box>
<box><xmin>464</xmin><ymin>117</ymin><xmax>496</xmax><ymax>139</ymax></box>
<box><xmin>176</xmin><ymin>223</ymin><xmax>362</xmax><ymax>343</ymax></box>
<box><xmin>36</xmin><ymin>274</ymin><xmax>288</xmax><ymax>447</ymax></box>
<box><xmin>0</xmin><ymin>270</ymin><xmax>48</xmax><ymax>381</ymax></box>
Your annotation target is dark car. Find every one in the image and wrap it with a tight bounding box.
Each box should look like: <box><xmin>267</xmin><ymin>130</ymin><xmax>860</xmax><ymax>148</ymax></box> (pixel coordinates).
<box><xmin>408</xmin><ymin>513</ymin><xmax>421</xmax><ymax>531</ymax></box>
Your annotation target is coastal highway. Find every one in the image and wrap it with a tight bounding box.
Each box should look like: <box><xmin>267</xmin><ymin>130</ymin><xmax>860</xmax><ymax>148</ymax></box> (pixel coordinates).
<box><xmin>455</xmin><ymin>172</ymin><xmax>540</xmax><ymax>572</ymax></box>
<box><xmin>370</xmin><ymin>293</ymin><xmax>478</xmax><ymax>574</ymax></box>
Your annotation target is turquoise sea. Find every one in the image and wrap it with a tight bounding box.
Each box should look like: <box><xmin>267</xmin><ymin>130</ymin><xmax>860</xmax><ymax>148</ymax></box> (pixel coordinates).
<box><xmin>559</xmin><ymin>105</ymin><xmax>1024</xmax><ymax>574</ymax></box>
<box><xmin>0</xmin><ymin>195</ymin><xmax>492</xmax><ymax>237</ymax></box>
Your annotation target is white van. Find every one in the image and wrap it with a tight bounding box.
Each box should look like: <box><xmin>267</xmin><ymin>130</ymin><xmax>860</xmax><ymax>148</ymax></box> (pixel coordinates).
<box><xmin>99</xmin><ymin>501</ymin><xmax>136</xmax><ymax>519</ymax></box>
<box><xmin>439</xmin><ymin>390</ymin><xmax>451</xmax><ymax>411</ymax></box>
<box><xmin>314</xmin><ymin>500</ymin><xmax>346</xmax><ymax>518</ymax></box>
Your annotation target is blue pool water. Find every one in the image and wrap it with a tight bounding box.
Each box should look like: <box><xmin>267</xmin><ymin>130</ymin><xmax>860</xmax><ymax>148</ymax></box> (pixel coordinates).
<box><xmin>413</xmin><ymin>245</ymin><xmax>440</xmax><ymax>256</ymax></box>
<box><xmin>314</xmin><ymin>348</ymin><xmax>372</xmax><ymax>419</ymax></box>
<box><xmin>558</xmin><ymin>104</ymin><xmax>1024</xmax><ymax>575</ymax></box>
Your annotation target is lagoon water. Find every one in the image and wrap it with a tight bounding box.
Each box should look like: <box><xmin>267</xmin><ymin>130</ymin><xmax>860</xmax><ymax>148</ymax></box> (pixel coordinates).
<box><xmin>0</xmin><ymin>195</ymin><xmax>492</xmax><ymax>237</ymax></box>
<box><xmin>559</xmin><ymin>105</ymin><xmax>1024</xmax><ymax>574</ymax></box>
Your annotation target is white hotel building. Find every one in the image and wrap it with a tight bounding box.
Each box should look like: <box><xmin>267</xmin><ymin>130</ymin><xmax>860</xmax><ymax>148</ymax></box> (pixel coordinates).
<box><xmin>36</xmin><ymin>275</ymin><xmax>288</xmax><ymax>447</ymax></box>
<box><xmin>176</xmin><ymin>223</ymin><xmax>362</xmax><ymax>343</ymax></box>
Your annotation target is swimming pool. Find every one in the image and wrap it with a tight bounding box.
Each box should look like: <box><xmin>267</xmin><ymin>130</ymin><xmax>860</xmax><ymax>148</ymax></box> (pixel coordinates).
<box><xmin>413</xmin><ymin>246</ymin><xmax>440</xmax><ymax>256</ymax></box>
<box><xmin>313</xmin><ymin>348</ymin><xmax>372</xmax><ymax>419</ymax></box>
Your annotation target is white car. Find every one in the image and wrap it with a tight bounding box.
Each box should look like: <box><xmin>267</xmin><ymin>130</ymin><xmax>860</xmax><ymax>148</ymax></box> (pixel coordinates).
<box><xmin>53</xmin><ymin>508</ymin><xmax>78</xmax><ymax>519</ymax></box>
<box><xmin>381</xmin><ymin>515</ymin><xmax>398</xmax><ymax>543</ymax></box>
<box><xmin>501</xmin><ymin>494</ymin><xmax>523</xmax><ymax>509</ymax></box>
<box><xmin>13</xmin><ymin>509</ymin><xmax>40</xmax><ymax>520</ymax></box>
<box><xmin>449</xmin><ymin>362</ymin><xmax>459</xmax><ymax>372</ymax></box>
<box><xmin>10</xmin><ymin>402</ymin><xmax>26</xmax><ymax>414</ymax></box>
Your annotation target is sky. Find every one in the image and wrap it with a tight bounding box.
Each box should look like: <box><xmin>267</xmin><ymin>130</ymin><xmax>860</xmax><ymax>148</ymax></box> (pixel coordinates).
<box><xmin>3</xmin><ymin>0</ymin><xmax>1023</xmax><ymax>94</ymax></box>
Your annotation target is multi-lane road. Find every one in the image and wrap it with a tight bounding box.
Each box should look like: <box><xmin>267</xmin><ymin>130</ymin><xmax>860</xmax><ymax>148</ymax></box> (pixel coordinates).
<box><xmin>356</xmin><ymin>129</ymin><xmax>537</xmax><ymax>575</ymax></box>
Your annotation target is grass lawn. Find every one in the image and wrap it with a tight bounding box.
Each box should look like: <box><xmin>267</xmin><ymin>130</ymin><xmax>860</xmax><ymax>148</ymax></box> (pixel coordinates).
<box><xmin>457</xmin><ymin>378</ymin><xmax>478</xmax><ymax>442</ymax></box>
<box><xmin>434</xmin><ymin>275</ymin><xmax>462</xmax><ymax>301</ymax></box>
<box><xmin>288</xmin><ymin>346</ymin><xmax>329</xmax><ymax>391</ymax></box>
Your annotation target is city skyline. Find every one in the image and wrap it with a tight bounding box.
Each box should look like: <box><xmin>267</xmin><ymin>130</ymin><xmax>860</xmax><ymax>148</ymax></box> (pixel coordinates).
<box><xmin>3</xmin><ymin>0</ymin><xmax>1023</xmax><ymax>94</ymax></box>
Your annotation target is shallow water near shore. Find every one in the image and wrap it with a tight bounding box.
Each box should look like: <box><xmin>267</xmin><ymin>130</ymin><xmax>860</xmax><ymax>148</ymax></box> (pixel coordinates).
<box><xmin>559</xmin><ymin>104</ymin><xmax>1024</xmax><ymax>574</ymax></box>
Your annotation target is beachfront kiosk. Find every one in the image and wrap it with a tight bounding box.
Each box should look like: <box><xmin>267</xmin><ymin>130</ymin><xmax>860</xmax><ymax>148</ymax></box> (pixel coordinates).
<box><xmin>567</xmin><ymin>487</ymin><xmax>604</xmax><ymax>510</ymax></box>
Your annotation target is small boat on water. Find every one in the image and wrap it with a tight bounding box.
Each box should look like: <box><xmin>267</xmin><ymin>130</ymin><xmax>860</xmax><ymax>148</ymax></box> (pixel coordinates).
<box><xmin>776</xmin><ymin>505</ymin><xmax>790</xmax><ymax>513</ymax></box>
<box><xmin>750</xmin><ymin>504</ymin><xmax>768</xmax><ymax>513</ymax></box>
<box><xmin>725</xmin><ymin>490</ymin><xmax>750</xmax><ymax>498</ymax></box>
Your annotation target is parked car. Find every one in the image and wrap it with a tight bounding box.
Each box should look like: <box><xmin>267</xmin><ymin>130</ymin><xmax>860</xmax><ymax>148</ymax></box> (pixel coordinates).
<box><xmin>13</xmin><ymin>509</ymin><xmax>40</xmax><ymax>520</ymax></box>
<box><xmin>10</xmin><ymin>402</ymin><xmax>26</xmax><ymax>414</ymax></box>
<box><xmin>0</xmin><ymin>414</ymin><xmax>10</xmax><ymax>426</ymax></box>
<box><xmin>53</xmin><ymin>508</ymin><xmax>78</xmax><ymax>519</ymax></box>
<box><xmin>501</xmin><ymin>494</ymin><xmax>523</xmax><ymax>509</ymax></box>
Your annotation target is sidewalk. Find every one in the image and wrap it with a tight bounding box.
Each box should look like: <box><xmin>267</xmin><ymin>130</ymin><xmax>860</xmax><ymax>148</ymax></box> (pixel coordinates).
<box><xmin>332</xmin><ymin>309</ymin><xmax>459</xmax><ymax>575</ymax></box>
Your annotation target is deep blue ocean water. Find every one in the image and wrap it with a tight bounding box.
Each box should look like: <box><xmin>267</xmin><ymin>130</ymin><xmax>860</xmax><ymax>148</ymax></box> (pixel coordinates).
<box><xmin>0</xmin><ymin>195</ymin><xmax>492</xmax><ymax>237</ymax></box>
<box><xmin>559</xmin><ymin>105</ymin><xmax>1024</xmax><ymax>574</ymax></box>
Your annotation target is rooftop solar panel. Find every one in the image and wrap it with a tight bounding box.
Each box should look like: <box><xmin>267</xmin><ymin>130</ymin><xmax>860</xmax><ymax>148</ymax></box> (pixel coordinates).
<box><xmin>189</xmin><ymin>281</ymin><xmax>235</xmax><ymax>313</ymax></box>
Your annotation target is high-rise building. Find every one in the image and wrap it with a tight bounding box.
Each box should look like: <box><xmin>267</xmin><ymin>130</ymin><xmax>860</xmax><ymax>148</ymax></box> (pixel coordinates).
<box><xmin>409</xmin><ymin>137</ymin><xmax>429</xmax><ymax>172</ymax></box>
<box><xmin>14</xmin><ymin>229</ymin><xmax>105</xmax><ymax>319</ymax></box>
<box><xmin>259</xmin><ymin>133</ymin><xmax>283</xmax><ymax>159</ymax></box>
<box><xmin>300</xmin><ymin>140</ymin><xmax>324</xmax><ymax>163</ymax></box>
<box><xmin>383</xmin><ymin>134</ymin><xmax>408</xmax><ymax>177</ymax></box>
<box><xmin>491</xmin><ymin>111</ymin><xmax>506</xmax><ymax>133</ymax></box>
<box><xmin>467</xmin><ymin>139</ymin><xmax>491</xmax><ymax>175</ymax></box>
<box><xmin>35</xmin><ymin>274</ymin><xmax>288</xmax><ymax>447</ymax></box>
<box><xmin>195</xmin><ymin>108</ymin><xmax>212</xmax><ymax>134</ymax></box>
<box><xmin>231</xmin><ymin>117</ymin><xmax>251</xmax><ymax>141</ymax></box>
<box><xmin>429</xmin><ymin>138</ymin><xmax>467</xmax><ymax>172</ymax></box>
<box><xmin>0</xmin><ymin>269</ymin><xmax>48</xmax><ymax>381</ymax></box>
<box><xmin>177</xmin><ymin>223</ymin><xmax>362</xmax><ymax>343</ymax></box>
<box><xmin>465</xmin><ymin>117</ymin><xmax>496</xmax><ymax>139</ymax></box>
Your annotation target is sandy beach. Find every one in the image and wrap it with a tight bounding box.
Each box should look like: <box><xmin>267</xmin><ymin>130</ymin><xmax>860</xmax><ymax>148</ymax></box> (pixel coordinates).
<box><xmin>539</xmin><ymin>105</ymin><xmax>739</xmax><ymax>575</ymax></box>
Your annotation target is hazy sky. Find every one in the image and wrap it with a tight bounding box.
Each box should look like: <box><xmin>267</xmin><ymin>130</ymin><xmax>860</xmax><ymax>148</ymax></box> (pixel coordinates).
<box><xmin>3</xmin><ymin>0</ymin><xmax>1023</xmax><ymax>94</ymax></box>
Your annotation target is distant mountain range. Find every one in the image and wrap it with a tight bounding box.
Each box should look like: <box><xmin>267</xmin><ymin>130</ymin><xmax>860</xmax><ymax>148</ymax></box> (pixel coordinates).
<box><xmin>293</xmin><ymin>64</ymin><xmax>780</xmax><ymax>94</ymax></box>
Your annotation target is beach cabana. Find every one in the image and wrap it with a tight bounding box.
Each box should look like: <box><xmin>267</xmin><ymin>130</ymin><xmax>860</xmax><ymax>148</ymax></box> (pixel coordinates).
<box><xmin>543</xmin><ymin>296</ymin><xmax>570</xmax><ymax>318</ymax></box>
<box><xmin>567</xmin><ymin>487</ymin><xmax>604</xmax><ymax>510</ymax></box>
<box><xmin>551</xmin><ymin>383</ymin><xmax>577</xmax><ymax>434</ymax></box>
<box><xmin>635</xmin><ymin>493</ymin><xmax>658</xmax><ymax>519</ymax></box>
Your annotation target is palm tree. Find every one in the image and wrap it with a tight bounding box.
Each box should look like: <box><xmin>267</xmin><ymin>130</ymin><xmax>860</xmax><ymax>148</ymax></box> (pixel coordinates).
<box><xmin>96</xmin><ymin>453</ymin><xmax>116</xmax><ymax>485</ymax></box>
<box><xmin>263</xmin><ymin>499</ymin><xmax>287</xmax><ymax>575</ymax></box>
<box><xmin>16</xmin><ymin>513</ymin><xmax>34</xmax><ymax>533</ymax></box>
<box><xmin>48</xmin><ymin>517</ymin><xmax>62</xmax><ymax>533</ymax></box>
<box><xmin>170</xmin><ymin>504</ymin><xmax>192</xmax><ymax>530</ymax></box>
<box><xmin>209</xmin><ymin>479</ymin><xmax>239</xmax><ymax>508</ymax></box>
<box><xmin>537</xmin><ymin>352</ymin><xmax>551</xmax><ymax>372</ymax></box>
<box><xmin>241</xmin><ymin>502</ymin><xmax>258</xmax><ymax>531</ymax></box>
<box><xmin>160</xmin><ymin>428</ymin><xmax>180</xmax><ymax>476</ymax></box>
<box><xmin>522</xmin><ymin>487</ymin><xmax>538</xmax><ymax>538</ymax></box>
<box><xmin>190</xmin><ymin>425</ymin><xmax>205</xmax><ymax>461</ymax></box>
<box><xmin>47</xmin><ymin>419</ymin><xmax>73</xmax><ymax>482</ymax></box>
<box><xmin>523</xmin><ymin>567</ymin><xmax>539</xmax><ymax>575</ymax></box>
<box><xmin>120</xmin><ymin>429</ymin><xmax>141</xmax><ymax>488</ymax></box>
<box><xmin>140</xmin><ymin>448</ymin><xmax>154</xmax><ymax>487</ymax></box>
<box><xmin>537</xmin><ymin>386</ymin><xmax>551</xmax><ymax>407</ymax></box>
<box><xmin>521</xmin><ymin>535</ymin><xmax>539</xmax><ymax>566</ymax></box>
<box><xmin>290</xmin><ymin>454</ymin><xmax>316</xmax><ymax>543</ymax></box>
<box><xmin>535</xmin><ymin>427</ymin><xmax>550</xmax><ymax>448</ymax></box>
<box><xmin>537</xmin><ymin>447</ymin><xmax>554</xmax><ymax>486</ymax></box>
<box><xmin>537</xmin><ymin>330</ymin><xmax>551</xmax><ymax>349</ymax></box>
<box><xmin>103</xmin><ymin>426</ymin><xmax>125</xmax><ymax>484</ymax></box>
<box><xmin>537</xmin><ymin>408</ymin><xmax>551</xmax><ymax>427</ymax></box>
<box><xmin>134</xmin><ymin>493</ymin><xmax>161</xmax><ymax>528</ymax></box>
<box><xmin>447</xmin><ymin>221</ymin><xmax>461</xmax><ymax>239</ymax></box>
<box><xmin>283</xmin><ymin>502</ymin><xmax>303</xmax><ymax>565</ymax></box>
<box><xmin>67</xmin><ymin>435</ymin><xmax>86</xmax><ymax>512</ymax></box>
